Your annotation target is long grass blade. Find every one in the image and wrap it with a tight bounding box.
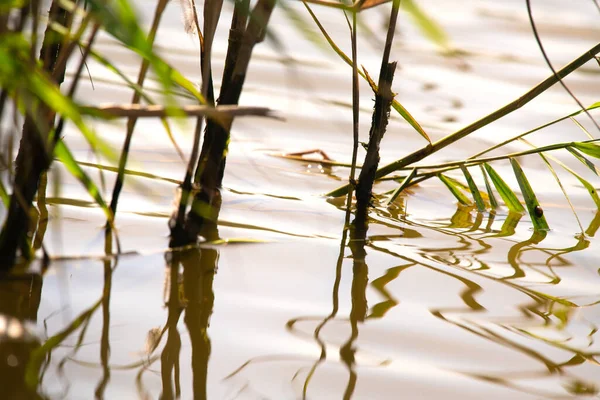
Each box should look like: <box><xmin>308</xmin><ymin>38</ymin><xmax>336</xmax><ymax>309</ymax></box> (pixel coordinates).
<box><xmin>386</xmin><ymin>167</ymin><xmax>416</xmax><ymax>206</ymax></box>
<box><xmin>510</xmin><ymin>158</ymin><xmax>549</xmax><ymax>231</ymax></box>
<box><xmin>569</xmin><ymin>117</ymin><xmax>594</xmax><ymax>140</ymax></box>
<box><xmin>438</xmin><ymin>173</ymin><xmax>471</xmax><ymax>206</ymax></box>
<box><xmin>483</xmin><ymin>163</ymin><xmax>525</xmax><ymax>213</ymax></box>
<box><xmin>479</xmin><ymin>164</ymin><xmax>498</xmax><ymax>209</ymax></box>
<box><xmin>460</xmin><ymin>165</ymin><xmax>485</xmax><ymax>211</ymax></box>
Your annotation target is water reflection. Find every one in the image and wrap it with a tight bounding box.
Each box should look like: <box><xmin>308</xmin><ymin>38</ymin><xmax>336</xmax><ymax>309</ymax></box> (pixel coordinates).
<box><xmin>160</xmin><ymin>219</ymin><xmax>219</xmax><ymax>400</ymax></box>
<box><xmin>284</xmin><ymin>206</ymin><xmax>600</xmax><ymax>398</ymax></box>
<box><xmin>0</xmin><ymin>272</ymin><xmax>43</xmax><ymax>399</ymax></box>
<box><xmin>2</xmin><ymin>203</ymin><xmax>600</xmax><ymax>398</ymax></box>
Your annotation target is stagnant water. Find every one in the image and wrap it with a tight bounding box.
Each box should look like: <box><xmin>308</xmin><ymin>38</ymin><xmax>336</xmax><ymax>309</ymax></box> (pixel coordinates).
<box><xmin>2</xmin><ymin>0</ymin><xmax>600</xmax><ymax>398</ymax></box>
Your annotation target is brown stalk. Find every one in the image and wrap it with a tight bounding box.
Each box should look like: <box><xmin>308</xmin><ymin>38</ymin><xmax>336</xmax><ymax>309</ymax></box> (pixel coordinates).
<box><xmin>354</xmin><ymin>0</ymin><xmax>400</xmax><ymax>224</ymax></box>
<box><xmin>179</xmin><ymin>0</ymin><xmax>276</xmax><ymax>242</ymax></box>
<box><xmin>81</xmin><ymin>104</ymin><xmax>276</xmax><ymax>119</ymax></box>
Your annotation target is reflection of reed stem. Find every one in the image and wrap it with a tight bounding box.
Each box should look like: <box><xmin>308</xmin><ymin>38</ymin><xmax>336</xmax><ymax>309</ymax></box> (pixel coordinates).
<box><xmin>95</xmin><ymin>228</ymin><xmax>114</xmax><ymax>398</ymax></box>
<box><xmin>160</xmin><ymin>256</ymin><xmax>183</xmax><ymax>399</ymax></box>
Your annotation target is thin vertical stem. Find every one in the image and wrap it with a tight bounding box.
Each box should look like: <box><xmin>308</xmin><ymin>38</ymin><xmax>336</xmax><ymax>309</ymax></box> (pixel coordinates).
<box><xmin>109</xmin><ymin>0</ymin><xmax>168</xmax><ymax>217</ymax></box>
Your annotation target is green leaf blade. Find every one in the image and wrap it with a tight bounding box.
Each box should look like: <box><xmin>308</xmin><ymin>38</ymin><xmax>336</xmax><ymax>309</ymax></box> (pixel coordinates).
<box><xmin>573</xmin><ymin>142</ymin><xmax>600</xmax><ymax>159</ymax></box>
<box><xmin>479</xmin><ymin>164</ymin><xmax>498</xmax><ymax>209</ymax></box>
<box><xmin>386</xmin><ymin>167</ymin><xmax>417</xmax><ymax>206</ymax></box>
<box><xmin>510</xmin><ymin>158</ymin><xmax>549</xmax><ymax>231</ymax></box>
<box><xmin>438</xmin><ymin>173</ymin><xmax>471</xmax><ymax>206</ymax></box>
<box><xmin>483</xmin><ymin>163</ymin><xmax>525</xmax><ymax>213</ymax></box>
<box><xmin>460</xmin><ymin>165</ymin><xmax>485</xmax><ymax>212</ymax></box>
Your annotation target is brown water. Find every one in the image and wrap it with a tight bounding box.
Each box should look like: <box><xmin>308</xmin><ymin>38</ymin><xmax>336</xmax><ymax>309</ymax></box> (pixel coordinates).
<box><xmin>2</xmin><ymin>0</ymin><xmax>600</xmax><ymax>398</ymax></box>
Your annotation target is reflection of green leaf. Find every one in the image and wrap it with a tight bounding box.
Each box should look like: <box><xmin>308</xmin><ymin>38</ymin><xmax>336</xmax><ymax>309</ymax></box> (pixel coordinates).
<box><xmin>484</xmin><ymin>163</ymin><xmax>525</xmax><ymax>213</ymax></box>
<box><xmin>26</xmin><ymin>299</ymin><xmax>102</xmax><ymax>388</ymax></box>
<box><xmin>495</xmin><ymin>212</ymin><xmax>522</xmax><ymax>237</ymax></box>
<box><xmin>54</xmin><ymin>140</ymin><xmax>113</xmax><ymax>222</ymax></box>
<box><xmin>460</xmin><ymin>165</ymin><xmax>485</xmax><ymax>212</ymax></box>
<box><xmin>438</xmin><ymin>174</ymin><xmax>471</xmax><ymax>205</ymax></box>
<box><xmin>510</xmin><ymin>158</ymin><xmax>549</xmax><ymax>231</ymax></box>
<box><xmin>403</xmin><ymin>0</ymin><xmax>450</xmax><ymax>51</ymax></box>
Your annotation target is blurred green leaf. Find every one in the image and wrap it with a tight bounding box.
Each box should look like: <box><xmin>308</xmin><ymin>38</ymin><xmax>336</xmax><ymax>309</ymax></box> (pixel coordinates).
<box><xmin>84</xmin><ymin>0</ymin><xmax>204</xmax><ymax>103</ymax></box>
<box><xmin>438</xmin><ymin>173</ymin><xmax>471</xmax><ymax>205</ymax></box>
<box><xmin>403</xmin><ymin>0</ymin><xmax>450</xmax><ymax>51</ymax></box>
<box><xmin>0</xmin><ymin>0</ymin><xmax>27</xmax><ymax>13</ymax></box>
<box><xmin>484</xmin><ymin>163</ymin><xmax>525</xmax><ymax>213</ymax></box>
<box><xmin>510</xmin><ymin>158</ymin><xmax>549</xmax><ymax>231</ymax></box>
<box><xmin>54</xmin><ymin>140</ymin><xmax>114</xmax><ymax>222</ymax></box>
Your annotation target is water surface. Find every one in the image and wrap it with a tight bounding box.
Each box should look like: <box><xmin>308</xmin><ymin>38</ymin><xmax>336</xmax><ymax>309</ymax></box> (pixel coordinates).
<box><xmin>3</xmin><ymin>0</ymin><xmax>600</xmax><ymax>398</ymax></box>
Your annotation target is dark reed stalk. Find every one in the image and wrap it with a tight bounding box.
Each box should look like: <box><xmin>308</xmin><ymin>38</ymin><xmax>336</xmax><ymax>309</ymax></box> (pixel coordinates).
<box><xmin>328</xmin><ymin>41</ymin><xmax>600</xmax><ymax>197</ymax></box>
<box><xmin>109</xmin><ymin>0</ymin><xmax>168</xmax><ymax>217</ymax></box>
<box><xmin>194</xmin><ymin>0</ymin><xmax>250</xmax><ymax>184</ymax></box>
<box><xmin>354</xmin><ymin>0</ymin><xmax>400</xmax><ymax>223</ymax></box>
<box><xmin>173</xmin><ymin>0</ymin><xmax>222</xmax><ymax>237</ymax></box>
<box><xmin>0</xmin><ymin>0</ymin><xmax>72</xmax><ymax>268</ymax></box>
<box><xmin>180</xmin><ymin>0</ymin><xmax>275</xmax><ymax>241</ymax></box>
